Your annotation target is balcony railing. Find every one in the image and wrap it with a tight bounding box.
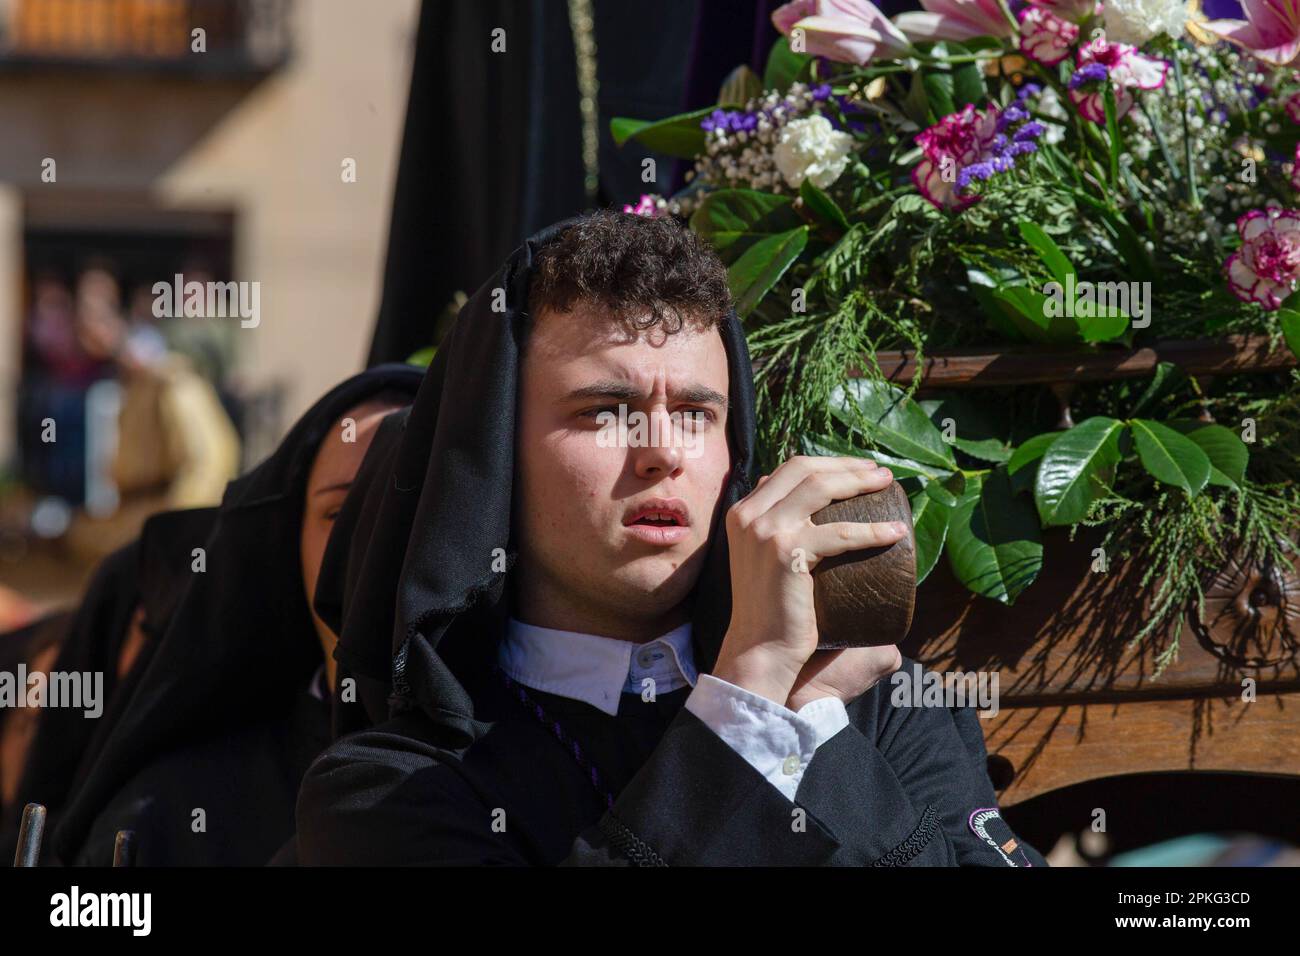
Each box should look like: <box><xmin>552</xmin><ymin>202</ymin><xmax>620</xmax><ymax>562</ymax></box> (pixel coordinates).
<box><xmin>0</xmin><ymin>0</ymin><xmax>290</xmax><ymax>73</ymax></box>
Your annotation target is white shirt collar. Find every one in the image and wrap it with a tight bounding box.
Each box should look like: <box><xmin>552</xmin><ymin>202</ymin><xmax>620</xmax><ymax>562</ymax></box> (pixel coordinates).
<box><xmin>496</xmin><ymin>617</ymin><xmax>698</xmax><ymax>716</ymax></box>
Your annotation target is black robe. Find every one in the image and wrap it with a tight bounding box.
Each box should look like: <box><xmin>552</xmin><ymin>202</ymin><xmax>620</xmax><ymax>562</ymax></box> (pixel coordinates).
<box><xmin>297</xmin><ymin>217</ymin><xmax>1048</xmax><ymax>867</ymax></box>
<box><xmin>0</xmin><ymin>610</ymin><xmax>70</xmax><ymax>860</ymax></box>
<box><xmin>1</xmin><ymin>506</ymin><xmax>219</xmax><ymax>864</ymax></box>
<box><xmin>67</xmin><ymin>690</ymin><xmax>330</xmax><ymax>866</ymax></box>
<box><xmin>52</xmin><ymin>364</ymin><xmax>425</xmax><ymax>866</ymax></box>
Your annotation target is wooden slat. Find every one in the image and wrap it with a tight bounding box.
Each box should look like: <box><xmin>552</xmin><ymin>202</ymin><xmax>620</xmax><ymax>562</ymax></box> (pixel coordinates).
<box><xmin>857</xmin><ymin>334</ymin><xmax>1295</xmax><ymax>389</ymax></box>
<box><xmin>901</xmin><ymin>527</ymin><xmax>1300</xmax><ymax>701</ymax></box>
<box><xmin>985</xmin><ymin>692</ymin><xmax>1300</xmax><ymax>804</ymax></box>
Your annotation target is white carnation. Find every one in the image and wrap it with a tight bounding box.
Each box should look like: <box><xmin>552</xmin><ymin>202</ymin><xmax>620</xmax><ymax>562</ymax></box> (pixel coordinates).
<box><xmin>1102</xmin><ymin>0</ymin><xmax>1186</xmax><ymax>46</ymax></box>
<box><xmin>772</xmin><ymin>115</ymin><xmax>854</xmax><ymax>191</ymax></box>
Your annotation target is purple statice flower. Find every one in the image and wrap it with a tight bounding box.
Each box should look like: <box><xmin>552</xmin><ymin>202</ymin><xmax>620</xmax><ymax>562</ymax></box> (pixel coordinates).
<box><xmin>913</xmin><ymin>102</ymin><xmax>1044</xmax><ymax>211</ymax></box>
<box><xmin>826</xmin><ymin>92</ymin><xmax>869</xmax><ymax>134</ymax></box>
<box><xmin>1068</xmin><ymin>62</ymin><xmax>1110</xmax><ymax>90</ymax></box>
<box><xmin>701</xmin><ymin>109</ymin><xmax>758</xmax><ymax>133</ymax></box>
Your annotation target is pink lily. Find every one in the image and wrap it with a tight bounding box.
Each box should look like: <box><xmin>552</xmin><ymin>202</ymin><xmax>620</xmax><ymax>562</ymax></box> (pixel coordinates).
<box><xmin>1018</xmin><ymin>7</ymin><xmax>1079</xmax><ymax>66</ymax></box>
<box><xmin>1203</xmin><ymin>0</ymin><xmax>1300</xmax><ymax>67</ymax></box>
<box><xmin>1024</xmin><ymin>0</ymin><xmax>1098</xmax><ymax>22</ymax></box>
<box><xmin>1225</xmin><ymin>207</ymin><xmax>1300</xmax><ymax>310</ymax></box>
<box><xmin>1069</xmin><ymin>36</ymin><xmax>1169</xmax><ymax>124</ymax></box>
<box><xmin>770</xmin><ymin>0</ymin><xmax>911</xmax><ymax>64</ymax></box>
<box><xmin>894</xmin><ymin>0</ymin><xmax>1018</xmax><ymax>42</ymax></box>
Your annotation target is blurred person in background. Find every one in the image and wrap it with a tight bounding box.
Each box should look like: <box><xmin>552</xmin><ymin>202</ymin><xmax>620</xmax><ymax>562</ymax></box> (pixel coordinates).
<box><xmin>18</xmin><ymin>273</ymin><xmax>105</xmax><ymax>509</ymax></box>
<box><xmin>70</xmin><ymin>266</ymin><xmax>240</xmax><ymax>560</ymax></box>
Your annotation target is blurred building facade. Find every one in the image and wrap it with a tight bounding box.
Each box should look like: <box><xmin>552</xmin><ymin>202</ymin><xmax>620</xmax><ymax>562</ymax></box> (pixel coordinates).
<box><xmin>0</xmin><ymin>0</ymin><xmax>418</xmax><ymax>606</ymax></box>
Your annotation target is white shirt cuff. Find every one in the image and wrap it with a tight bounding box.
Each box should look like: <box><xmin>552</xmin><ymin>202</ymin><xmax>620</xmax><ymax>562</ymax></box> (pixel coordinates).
<box><xmin>683</xmin><ymin>673</ymin><xmax>851</xmax><ymax>802</ymax></box>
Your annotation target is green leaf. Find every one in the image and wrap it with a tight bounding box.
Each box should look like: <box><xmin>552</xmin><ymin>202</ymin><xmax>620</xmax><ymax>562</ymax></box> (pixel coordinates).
<box><xmin>718</xmin><ymin>65</ymin><xmax>763</xmax><ymax>107</ymax></box>
<box><xmin>922</xmin><ymin>70</ymin><xmax>955</xmax><ymax>120</ymax></box>
<box><xmin>1166</xmin><ymin>420</ymin><xmax>1248</xmax><ymax>489</ymax></box>
<box><xmin>1103</xmin><ymin>82</ymin><xmax>1121</xmax><ymax>190</ymax></box>
<box><xmin>1280</xmin><ymin>308</ymin><xmax>1300</xmax><ymax>360</ymax></box>
<box><xmin>800</xmin><ymin>433</ymin><xmax>953</xmax><ymax>482</ymax></box>
<box><xmin>610</xmin><ymin>107</ymin><xmax>716</xmax><ymax>159</ymax></box>
<box><xmin>1016</xmin><ymin>221</ymin><xmax>1075</xmax><ymax>287</ymax></box>
<box><xmin>990</xmin><ymin>285</ymin><xmax>1080</xmax><ymax>343</ymax></box>
<box><xmin>908</xmin><ymin>486</ymin><xmax>952</xmax><ymax>584</ymax></box>
<box><xmin>404</xmin><ymin>346</ymin><xmax>436</xmax><ymax>367</ymax></box>
<box><xmin>799</xmin><ymin>177</ymin><xmax>850</xmax><ymax>233</ymax></box>
<box><xmin>968</xmin><ymin>272</ymin><xmax>1029</xmax><ymax>341</ymax></box>
<box><xmin>926</xmin><ymin>393</ymin><xmax>1013</xmax><ymax>463</ymax></box>
<box><xmin>1076</xmin><ymin>304</ymin><xmax>1130</xmax><ymax>344</ymax></box>
<box><xmin>946</xmin><ymin>469</ymin><xmax>1043</xmax><ymax>605</ymax></box>
<box><xmin>829</xmin><ymin>379</ymin><xmax>957</xmax><ymax>470</ymax></box>
<box><xmin>1006</xmin><ymin>430</ymin><xmax>1061</xmax><ymax>496</ymax></box>
<box><xmin>1034</xmin><ymin>416</ymin><xmax>1125</xmax><ymax>525</ymax></box>
<box><xmin>949</xmin><ymin>45</ymin><xmax>985</xmax><ymax>109</ymax></box>
<box><xmin>1074</xmin><ymin>193</ymin><xmax>1156</xmax><ymax>282</ymax></box>
<box><xmin>1130</xmin><ymin>418</ymin><xmax>1212</xmax><ymax>496</ymax></box>
<box><xmin>1130</xmin><ymin>361</ymin><xmax>1187</xmax><ymax>417</ymax></box>
<box><xmin>858</xmin><ymin>449</ymin><xmax>954</xmax><ymax>481</ymax></box>
<box><xmin>689</xmin><ymin>189</ymin><xmax>803</xmax><ymax>264</ymax></box>
<box><xmin>919</xmin><ymin>470</ymin><xmax>968</xmax><ymax>507</ymax></box>
<box><xmin>764</xmin><ymin>36</ymin><xmax>806</xmax><ymax>92</ymax></box>
<box><xmin>903</xmin><ymin>71</ymin><xmax>930</xmax><ymax>126</ymax></box>
<box><xmin>728</xmin><ymin>227</ymin><xmax>808</xmax><ymax>317</ymax></box>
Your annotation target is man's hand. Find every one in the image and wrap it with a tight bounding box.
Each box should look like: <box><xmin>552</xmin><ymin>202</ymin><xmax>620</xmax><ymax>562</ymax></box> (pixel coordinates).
<box><xmin>785</xmin><ymin>645</ymin><xmax>902</xmax><ymax>712</ymax></box>
<box><xmin>712</xmin><ymin>455</ymin><xmax>906</xmax><ymax>709</ymax></box>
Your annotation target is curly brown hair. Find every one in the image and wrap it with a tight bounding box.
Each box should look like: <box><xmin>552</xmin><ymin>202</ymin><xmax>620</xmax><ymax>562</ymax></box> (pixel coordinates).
<box><xmin>528</xmin><ymin>209</ymin><xmax>733</xmax><ymax>334</ymax></box>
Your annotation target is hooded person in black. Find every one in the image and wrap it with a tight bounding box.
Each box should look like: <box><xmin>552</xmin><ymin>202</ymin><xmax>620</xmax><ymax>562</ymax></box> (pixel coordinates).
<box><xmin>297</xmin><ymin>211</ymin><xmax>1047</xmax><ymax>867</ymax></box>
<box><xmin>0</xmin><ymin>506</ymin><xmax>219</xmax><ymax>864</ymax></box>
<box><xmin>51</xmin><ymin>364</ymin><xmax>425</xmax><ymax>866</ymax></box>
<box><xmin>0</xmin><ymin>610</ymin><xmax>68</xmax><ymax>858</ymax></box>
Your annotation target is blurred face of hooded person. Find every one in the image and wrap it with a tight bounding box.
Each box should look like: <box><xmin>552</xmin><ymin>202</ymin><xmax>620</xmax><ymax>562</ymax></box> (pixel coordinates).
<box><xmin>300</xmin><ymin>398</ymin><xmax>411</xmax><ymax>690</ymax></box>
<box><xmin>0</xmin><ymin>639</ymin><xmax>61</xmax><ymax>813</ymax></box>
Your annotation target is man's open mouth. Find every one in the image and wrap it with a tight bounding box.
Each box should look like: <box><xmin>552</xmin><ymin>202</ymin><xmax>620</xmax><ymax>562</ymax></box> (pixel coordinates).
<box><xmin>623</xmin><ymin>500</ymin><xmax>691</xmax><ymax>538</ymax></box>
<box><xmin>629</xmin><ymin>511</ymin><xmax>684</xmax><ymax>527</ymax></box>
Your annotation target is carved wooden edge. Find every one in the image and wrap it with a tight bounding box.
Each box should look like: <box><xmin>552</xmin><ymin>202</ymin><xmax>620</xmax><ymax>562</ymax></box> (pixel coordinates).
<box><xmin>853</xmin><ymin>334</ymin><xmax>1296</xmax><ymax>389</ymax></box>
<box><xmin>986</xmin><ymin>691</ymin><xmax>1300</xmax><ymax>804</ymax></box>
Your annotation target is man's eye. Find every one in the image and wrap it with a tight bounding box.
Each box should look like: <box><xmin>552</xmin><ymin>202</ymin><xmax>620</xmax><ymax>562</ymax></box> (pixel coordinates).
<box><xmin>325</xmin><ymin>509</ymin><xmax>341</xmax><ymax>522</ymax></box>
<box><xmin>579</xmin><ymin>406</ymin><xmax>619</xmax><ymax>420</ymax></box>
<box><xmin>677</xmin><ymin>408</ymin><xmax>715</xmax><ymax>426</ymax></box>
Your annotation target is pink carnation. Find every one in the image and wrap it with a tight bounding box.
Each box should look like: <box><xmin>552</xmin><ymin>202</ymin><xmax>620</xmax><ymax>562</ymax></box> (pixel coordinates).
<box><xmin>1287</xmin><ymin>91</ymin><xmax>1300</xmax><ymax>122</ymax></box>
<box><xmin>912</xmin><ymin>106</ymin><xmax>1001</xmax><ymax>211</ymax></box>
<box><xmin>623</xmin><ymin>194</ymin><xmax>662</xmax><ymax>218</ymax></box>
<box><xmin>1069</xmin><ymin>36</ymin><xmax>1169</xmax><ymax>124</ymax></box>
<box><xmin>1224</xmin><ymin>207</ymin><xmax>1300</xmax><ymax>310</ymax></box>
<box><xmin>1018</xmin><ymin>7</ymin><xmax>1079</xmax><ymax>66</ymax></box>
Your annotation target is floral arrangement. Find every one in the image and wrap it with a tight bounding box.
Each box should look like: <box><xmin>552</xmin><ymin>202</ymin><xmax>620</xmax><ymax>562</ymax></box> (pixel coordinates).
<box><xmin>613</xmin><ymin>0</ymin><xmax>1300</xmax><ymax>668</ymax></box>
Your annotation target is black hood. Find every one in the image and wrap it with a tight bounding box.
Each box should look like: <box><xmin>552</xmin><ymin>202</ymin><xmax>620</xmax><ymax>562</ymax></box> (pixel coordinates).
<box><xmin>0</xmin><ymin>610</ymin><xmax>70</xmax><ymax>843</ymax></box>
<box><xmin>53</xmin><ymin>363</ymin><xmax>425</xmax><ymax>863</ymax></box>
<box><xmin>9</xmin><ymin>507</ymin><xmax>219</xmax><ymax>836</ymax></box>
<box><xmin>313</xmin><ymin>401</ymin><xmax>423</xmax><ymax>738</ymax></box>
<box><xmin>325</xmin><ymin>216</ymin><xmax>757</xmax><ymax>748</ymax></box>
